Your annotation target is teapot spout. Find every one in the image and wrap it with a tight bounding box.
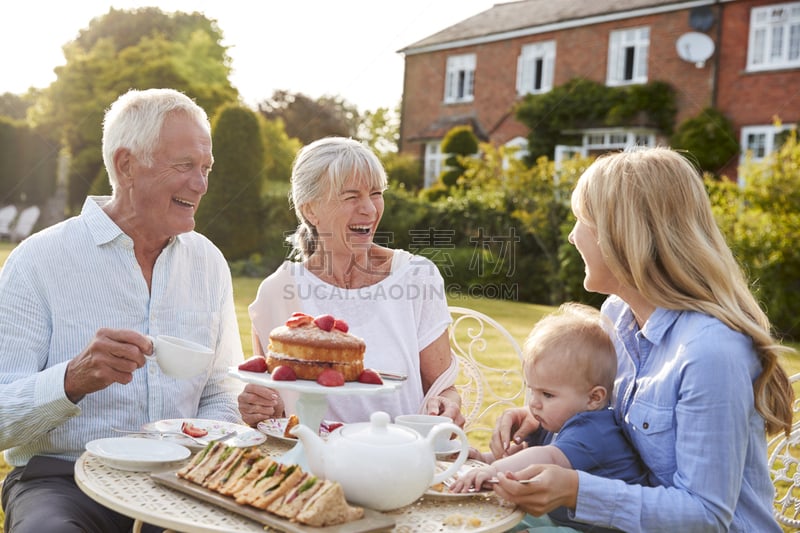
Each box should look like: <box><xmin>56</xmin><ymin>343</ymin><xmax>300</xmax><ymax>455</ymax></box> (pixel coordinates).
<box><xmin>290</xmin><ymin>423</ymin><xmax>325</xmax><ymax>477</ymax></box>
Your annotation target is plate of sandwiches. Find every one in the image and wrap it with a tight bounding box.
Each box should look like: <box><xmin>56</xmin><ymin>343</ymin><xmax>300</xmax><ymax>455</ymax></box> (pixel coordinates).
<box><xmin>152</xmin><ymin>441</ymin><xmax>395</xmax><ymax>532</ymax></box>
<box><xmin>424</xmin><ymin>459</ymin><xmax>495</xmax><ymax>499</ymax></box>
<box><xmin>257</xmin><ymin>415</ymin><xmax>342</xmax><ymax>443</ymax></box>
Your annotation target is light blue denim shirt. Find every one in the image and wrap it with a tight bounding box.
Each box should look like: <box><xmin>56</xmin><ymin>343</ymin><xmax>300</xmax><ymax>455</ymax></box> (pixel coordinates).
<box><xmin>573</xmin><ymin>295</ymin><xmax>779</xmax><ymax>532</ymax></box>
<box><xmin>0</xmin><ymin>197</ymin><xmax>244</xmax><ymax>466</ymax></box>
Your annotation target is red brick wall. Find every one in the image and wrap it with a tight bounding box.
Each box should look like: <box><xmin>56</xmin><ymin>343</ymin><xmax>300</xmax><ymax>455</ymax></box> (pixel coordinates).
<box><xmin>400</xmin><ymin>6</ymin><xmax>720</xmax><ymax>157</ymax></box>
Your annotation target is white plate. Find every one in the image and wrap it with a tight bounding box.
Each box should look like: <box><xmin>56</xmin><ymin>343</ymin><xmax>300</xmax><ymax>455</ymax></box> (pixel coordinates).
<box><xmin>256</xmin><ymin>418</ymin><xmax>341</xmax><ymax>443</ymax></box>
<box><xmin>142</xmin><ymin>418</ymin><xmax>266</xmax><ymax>449</ymax></box>
<box><xmin>425</xmin><ymin>459</ymin><xmax>494</xmax><ymax>499</ymax></box>
<box><xmin>86</xmin><ymin>437</ymin><xmax>190</xmax><ymax>472</ymax></box>
<box><xmin>229</xmin><ymin>367</ymin><xmax>404</xmax><ymax>396</ymax></box>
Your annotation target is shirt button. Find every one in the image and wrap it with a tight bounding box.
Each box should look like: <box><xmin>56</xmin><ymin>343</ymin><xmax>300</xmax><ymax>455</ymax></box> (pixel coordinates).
<box><xmin>642</xmin><ymin>422</ymin><xmax>649</xmax><ymax>429</ymax></box>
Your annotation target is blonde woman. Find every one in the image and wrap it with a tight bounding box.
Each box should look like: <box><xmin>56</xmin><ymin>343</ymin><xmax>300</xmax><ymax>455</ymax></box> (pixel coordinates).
<box><xmin>489</xmin><ymin>147</ymin><xmax>793</xmax><ymax>532</ymax></box>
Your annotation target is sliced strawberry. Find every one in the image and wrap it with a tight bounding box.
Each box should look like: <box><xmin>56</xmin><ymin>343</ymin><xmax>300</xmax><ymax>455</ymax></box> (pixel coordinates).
<box><xmin>357</xmin><ymin>368</ymin><xmax>383</xmax><ymax>385</ymax></box>
<box><xmin>314</xmin><ymin>314</ymin><xmax>336</xmax><ymax>332</ymax></box>
<box><xmin>291</xmin><ymin>311</ymin><xmax>311</xmax><ymax>318</ymax></box>
<box><xmin>238</xmin><ymin>356</ymin><xmax>268</xmax><ymax>373</ymax></box>
<box><xmin>271</xmin><ymin>365</ymin><xmax>297</xmax><ymax>381</ymax></box>
<box><xmin>332</xmin><ymin>319</ymin><xmax>349</xmax><ymax>333</ymax></box>
<box><xmin>316</xmin><ymin>369</ymin><xmax>345</xmax><ymax>387</ymax></box>
<box><xmin>181</xmin><ymin>421</ymin><xmax>208</xmax><ymax>438</ymax></box>
<box><xmin>325</xmin><ymin>422</ymin><xmax>344</xmax><ymax>432</ymax></box>
<box><xmin>286</xmin><ymin>315</ymin><xmax>314</xmax><ymax>328</ymax></box>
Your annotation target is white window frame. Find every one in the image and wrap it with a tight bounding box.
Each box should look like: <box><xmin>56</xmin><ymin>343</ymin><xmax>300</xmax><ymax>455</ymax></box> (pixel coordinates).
<box><xmin>747</xmin><ymin>2</ymin><xmax>800</xmax><ymax>71</ymax></box>
<box><xmin>554</xmin><ymin>145</ymin><xmax>587</xmax><ymax>168</ymax></box>
<box><xmin>740</xmin><ymin>124</ymin><xmax>793</xmax><ymax>161</ymax></box>
<box><xmin>423</xmin><ymin>141</ymin><xmax>445</xmax><ymax>188</ymax></box>
<box><xmin>607</xmin><ymin>27</ymin><xmax>650</xmax><ymax>86</ymax></box>
<box><xmin>581</xmin><ymin>128</ymin><xmax>656</xmax><ymax>151</ymax></box>
<box><xmin>444</xmin><ymin>54</ymin><xmax>476</xmax><ymax>104</ymax></box>
<box><xmin>517</xmin><ymin>41</ymin><xmax>556</xmax><ymax>96</ymax></box>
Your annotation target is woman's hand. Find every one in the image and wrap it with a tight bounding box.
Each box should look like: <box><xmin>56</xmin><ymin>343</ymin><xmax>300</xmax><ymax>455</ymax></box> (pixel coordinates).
<box><xmin>492</xmin><ymin>464</ymin><xmax>579</xmax><ymax>516</ymax></box>
<box><xmin>423</xmin><ymin>391</ymin><xmax>466</xmax><ymax>427</ymax></box>
<box><xmin>238</xmin><ymin>384</ymin><xmax>284</xmax><ymax>426</ymax></box>
<box><xmin>489</xmin><ymin>407</ymin><xmax>539</xmax><ymax>459</ymax></box>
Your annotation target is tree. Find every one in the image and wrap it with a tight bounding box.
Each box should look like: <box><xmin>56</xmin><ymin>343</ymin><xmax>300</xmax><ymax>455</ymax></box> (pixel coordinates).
<box><xmin>27</xmin><ymin>7</ymin><xmax>237</xmax><ymax>212</ymax></box>
<box><xmin>0</xmin><ymin>92</ymin><xmax>33</xmax><ymax>121</ymax></box>
<box><xmin>439</xmin><ymin>125</ymin><xmax>479</xmax><ymax>188</ymax></box>
<box><xmin>359</xmin><ymin>106</ymin><xmax>400</xmax><ymax>154</ymax></box>
<box><xmin>258</xmin><ymin>90</ymin><xmax>359</xmax><ymax>145</ymax></box>
<box><xmin>707</xmin><ymin>128</ymin><xmax>800</xmax><ymax>338</ymax></box>
<box><xmin>196</xmin><ymin>104</ymin><xmax>265</xmax><ymax>261</ymax></box>
<box><xmin>671</xmin><ymin>108</ymin><xmax>739</xmax><ymax>174</ymax></box>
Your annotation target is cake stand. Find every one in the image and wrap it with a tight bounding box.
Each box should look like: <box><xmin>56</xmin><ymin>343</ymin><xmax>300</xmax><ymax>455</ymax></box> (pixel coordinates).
<box><xmin>228</xmin><ymin>367</ymin><xmax>404</xmax><ymax>469</ymax></box>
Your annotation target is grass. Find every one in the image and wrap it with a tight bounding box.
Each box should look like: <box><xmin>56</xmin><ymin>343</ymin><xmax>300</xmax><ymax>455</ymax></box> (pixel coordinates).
<box><xmin>1</xmin><ymin>240</ymin><xmax>798</xmax><ymax>531</ymax></box>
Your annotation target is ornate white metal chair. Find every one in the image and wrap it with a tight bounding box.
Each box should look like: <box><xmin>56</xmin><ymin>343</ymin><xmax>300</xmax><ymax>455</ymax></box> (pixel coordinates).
<box><xmin>448</xmin><ymin>306</ymin><xmax>527</xmax><ymax>444</ymax></box>
<box><xmin>768</xmin><ymin>372</ymin><xmax>800</xmax><ymax>529</ymax></box>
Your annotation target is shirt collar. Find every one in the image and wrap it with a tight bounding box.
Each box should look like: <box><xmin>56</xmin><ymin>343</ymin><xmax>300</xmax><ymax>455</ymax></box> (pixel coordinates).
<box><xmin>81</xmin><ymin>195</ymin><xmax>181</xmax><ymax>249</ymax></box>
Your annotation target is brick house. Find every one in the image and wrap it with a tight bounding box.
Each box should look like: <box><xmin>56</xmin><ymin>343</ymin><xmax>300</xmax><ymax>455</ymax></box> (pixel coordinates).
<box><xmin>398</xmin><ymin>0</ymin><xmax>800</xmax><ymax>187</ymax></box>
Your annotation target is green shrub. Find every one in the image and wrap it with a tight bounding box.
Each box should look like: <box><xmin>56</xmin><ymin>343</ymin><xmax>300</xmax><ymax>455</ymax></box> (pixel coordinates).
<box><xmin>671</xmin><ymin>108</ymin><xmax>739</xmax><ymax>174</ymax></box>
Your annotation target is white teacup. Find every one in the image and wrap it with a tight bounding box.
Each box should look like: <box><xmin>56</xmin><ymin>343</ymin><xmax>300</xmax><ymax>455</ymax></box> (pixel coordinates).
<box><xmin>395</xmin><ymin>414</ymin><xmax>458</xmax><ymax>453</ymax></box>
<box><xmin>145</xmin><ymin>335</ymin><xmax>213</xmax><ymax>379</ymax></box>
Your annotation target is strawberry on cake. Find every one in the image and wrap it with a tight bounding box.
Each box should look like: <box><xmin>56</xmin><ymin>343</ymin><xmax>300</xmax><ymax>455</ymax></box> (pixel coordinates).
<box><xmin>266</xmin><ymin>313</ymin><xmax>365</xmax><ymax>381</ymax></box>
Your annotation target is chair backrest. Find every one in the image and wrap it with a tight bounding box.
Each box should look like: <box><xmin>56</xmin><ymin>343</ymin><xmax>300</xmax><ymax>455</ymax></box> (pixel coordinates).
<box><xmin>10</xmin><ymin>205</ymin><xmax>40</xmax><ymax>242</ymax></box>
<box><xmin>769</xmin><ymin>372</ymin><xmax>800</xmax><ymax>529</ymax></box>
<box><xmin>0</xmin><ymin>204</ymin><xmax>18</xmax><ymax>236</ymax></box>
<box><xmin>448</xmin><ymin>306</ymin><xmax>527</xmax><ymax>444</ymax></box>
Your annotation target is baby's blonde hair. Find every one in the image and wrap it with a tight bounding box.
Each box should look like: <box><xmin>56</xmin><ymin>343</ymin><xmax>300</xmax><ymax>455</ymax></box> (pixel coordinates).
<box><xmin>523</xmin><ymin>302</ymin><xmax>617</xmax><ymax>393</ymax></box>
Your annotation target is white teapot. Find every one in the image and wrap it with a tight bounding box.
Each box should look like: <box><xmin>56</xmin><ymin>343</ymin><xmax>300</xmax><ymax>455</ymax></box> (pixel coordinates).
<box><xmin>291</xmin><ymin>411</ymin><xmax>469</xmax><ymax>510</ymax></box>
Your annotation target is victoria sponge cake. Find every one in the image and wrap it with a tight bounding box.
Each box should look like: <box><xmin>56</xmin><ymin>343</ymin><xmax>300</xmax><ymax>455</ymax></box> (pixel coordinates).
<box><xmin>267</xmin><ymin>313</ymin><xmax>365</xmax><ymax>381</ymax></box>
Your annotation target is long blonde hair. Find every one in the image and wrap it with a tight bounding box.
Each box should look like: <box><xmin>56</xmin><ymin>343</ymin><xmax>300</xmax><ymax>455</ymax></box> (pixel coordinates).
<box><xmin>571</xmin><ymin>146</ymin><xmax>793</xmax><ymax>436</ymax></box>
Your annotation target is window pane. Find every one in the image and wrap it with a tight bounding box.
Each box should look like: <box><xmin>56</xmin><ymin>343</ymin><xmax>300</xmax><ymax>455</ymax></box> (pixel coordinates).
<box><xmin>771</xmin><ymin>26</ymin><xmax>785</xmax><ymax>59</ymax></box>
<box><xmin>747</xmin><ymin>133</ymin><xmax>767</xmax><ymax>158</ymax></box>
<box><xmin>790</xmin><ymin>24</ymin><xmax>800</xmax><ymax>59</ymax></box>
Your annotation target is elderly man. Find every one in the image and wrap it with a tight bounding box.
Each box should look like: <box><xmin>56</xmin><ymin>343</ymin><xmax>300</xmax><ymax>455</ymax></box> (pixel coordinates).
<box><xmin>0</xmin><ymin>88</ymin><xmax>243</xmax><ymax>533</ymax></box>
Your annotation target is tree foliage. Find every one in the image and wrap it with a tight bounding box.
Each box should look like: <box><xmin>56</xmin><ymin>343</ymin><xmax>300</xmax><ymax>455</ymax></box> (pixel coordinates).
<box><xmin>0</xmin><ymin>117</ymin><xmax>58</xmax><ymax>205</ymax></box>
<box><xmin>515</xmin><ymin>78</ymin><xmax>677</xmax><ymax>161</ymax></box>
<box><xmin>28</xmin><ymin>7</ymin><xmax>237</xmax><ymax>212</ymax></box>
<box><xmin>707</xmin><ymin>128</ymin><xmax>800</xmax><ymax>338</ymax></box>
<box><xmin>671</xmin><ymin>108</ymin><xmax>739</xmax><ymax>174</ymax></box>
<box><xmin>438</xmin><ymin>125</ymin><xmax>479</xmax><ymax>188</ymax></box>
<box><xmin>197</xmin><ymin>104</ymin><xmax>265</xmax><ymax>261</ymax></box>
<box><xmin>257</xmin><ymin>90</ymin><xmax>359</xmax><ymax>146</ymax></box>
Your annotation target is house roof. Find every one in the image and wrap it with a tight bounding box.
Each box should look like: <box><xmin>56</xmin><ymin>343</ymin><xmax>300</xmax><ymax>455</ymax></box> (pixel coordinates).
<box><xmin>400</xmin><ymin>0</ymin><xmax>728</xmax><ymax>55</ymax></box>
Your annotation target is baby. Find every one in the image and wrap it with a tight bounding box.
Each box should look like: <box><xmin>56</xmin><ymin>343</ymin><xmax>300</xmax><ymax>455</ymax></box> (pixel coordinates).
<box><xmin>450</xmin><ymin>303</ymin><xmax>648</xmax><ymax>530</ymax></box>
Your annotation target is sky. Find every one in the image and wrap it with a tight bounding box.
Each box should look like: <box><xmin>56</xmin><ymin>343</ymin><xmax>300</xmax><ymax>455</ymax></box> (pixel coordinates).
<box><xmin>0</xmin><ymin>0</ymin><xmax>500</xmax><ymax>112</ymax></box>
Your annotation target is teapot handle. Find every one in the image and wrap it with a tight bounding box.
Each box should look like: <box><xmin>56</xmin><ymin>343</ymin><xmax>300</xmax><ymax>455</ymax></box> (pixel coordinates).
<box><xmin>430</xmin><ymin>424</ymin><xmax>469</xmax><ymax>485</ymax></box>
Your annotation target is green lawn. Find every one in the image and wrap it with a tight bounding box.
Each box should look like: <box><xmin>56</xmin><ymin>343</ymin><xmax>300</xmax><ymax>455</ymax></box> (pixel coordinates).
<box><xmin>1</xmin><ymin>241</ymin><xmax>798</xmax><ymax>531</ymax></box>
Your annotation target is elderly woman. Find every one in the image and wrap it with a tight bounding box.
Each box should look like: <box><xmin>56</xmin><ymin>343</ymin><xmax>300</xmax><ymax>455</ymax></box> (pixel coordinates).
<box><xmin>238</xmin><ymin>136</ymin><xmax>464</xmax><ymax>426</ymax></box>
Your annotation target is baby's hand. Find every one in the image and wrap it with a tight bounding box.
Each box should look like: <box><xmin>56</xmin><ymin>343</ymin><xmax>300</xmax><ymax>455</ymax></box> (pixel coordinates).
<box><xmin>448</xmin><ymin>465</ymin><xmax>498</xmax><ymax>493</ymax></box>
<box><xmin>467</xmin><ymin>447</ymin><xmax>495</xmax><ymax>463</ymax></box>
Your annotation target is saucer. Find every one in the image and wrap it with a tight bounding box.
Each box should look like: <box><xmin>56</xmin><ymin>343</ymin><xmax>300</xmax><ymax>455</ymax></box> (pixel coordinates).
<box><xmin>86</xmin><ymin>437</ymin><xmax>190</xmax><ymax>471</ymax></box>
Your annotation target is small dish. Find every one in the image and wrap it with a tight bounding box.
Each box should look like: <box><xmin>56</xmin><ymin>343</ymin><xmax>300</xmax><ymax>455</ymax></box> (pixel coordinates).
<box><xmin>425</xmin><ymin>459</ymin><xmax>493</xmax><ymax>499</ymax></box>
<box><xmin>257</xmin><ymin>418</ymin><xmax>341</xmax><ymax>443</ymax></box>
<box><xmin>142</xmin><ymin>419</ymin><xmax>266</xmax><ymax>449</ymax></box>
<box><xmin>86</xmin><ymin>437</ymin><xmax>190</xmax><ymax>472</ymax></box>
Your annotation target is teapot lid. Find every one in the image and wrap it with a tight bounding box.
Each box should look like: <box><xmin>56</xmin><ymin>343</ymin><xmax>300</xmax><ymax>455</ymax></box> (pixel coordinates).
<box><xmin>341</xmin><ymin>411</ymin><xmax>418</xmax><ymax>445</ymax></box>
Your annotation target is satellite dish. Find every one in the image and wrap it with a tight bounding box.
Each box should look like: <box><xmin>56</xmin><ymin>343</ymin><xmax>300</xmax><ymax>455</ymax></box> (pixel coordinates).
<box><xmin>676</xmin><ymin>32</ymin><xmax>715</xmax><ymax>68</ymax></box>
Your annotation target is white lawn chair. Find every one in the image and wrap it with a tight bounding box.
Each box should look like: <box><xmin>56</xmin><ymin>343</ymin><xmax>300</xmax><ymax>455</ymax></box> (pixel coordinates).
<box><xmin>448</xmin><ymin>306</ymin><xmax>527</xmax><ymax>442</ymax></box>
<box><xmin>10</xmin><ymin>205</ymin><xmax>39</xmax><ymax>242</ymax></box>
<box><xmin>0</xmin><ymin>205</ymin><xmax>18</xmax><ymax>240</ymax></box>
<box><xmin>768</xmin><ymin>372</ymin><xmax>800</xmax><ymax>529</ymax></box>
